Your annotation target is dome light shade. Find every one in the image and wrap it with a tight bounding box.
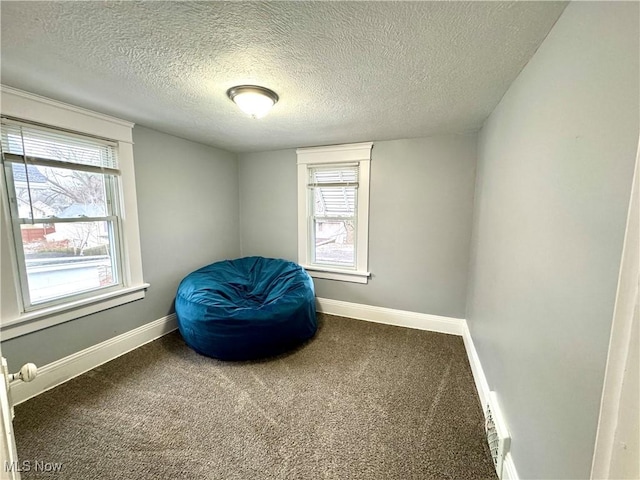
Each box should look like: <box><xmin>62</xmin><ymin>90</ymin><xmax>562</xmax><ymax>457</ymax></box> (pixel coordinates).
<box><xmin>227</xmin><ymin>85</ymin><xmax>279</xmax><ymax>119</ymax></box>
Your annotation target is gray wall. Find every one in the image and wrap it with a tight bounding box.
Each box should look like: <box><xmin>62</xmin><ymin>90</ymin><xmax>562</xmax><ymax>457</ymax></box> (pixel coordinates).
<box><xmin>466</xmin><ymin>2</ymin><xmax>639</xmax><ymax>479</ymax></box>
<box><xmin>3</xmin><ymin>126</ymin><xmax>240</xmax><ymax>370</ymax></box>
<box><xmin>239</xmin><ymin>135</ymin><xmax>477</xmax><ymax>318</ymax></box>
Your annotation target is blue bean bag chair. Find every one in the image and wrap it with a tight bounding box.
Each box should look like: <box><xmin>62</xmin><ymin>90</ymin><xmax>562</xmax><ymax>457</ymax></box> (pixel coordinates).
<box><xmin>175</xmin><ymin>256</ymin><xmax>317</xmax><ymax>360</ymax></box>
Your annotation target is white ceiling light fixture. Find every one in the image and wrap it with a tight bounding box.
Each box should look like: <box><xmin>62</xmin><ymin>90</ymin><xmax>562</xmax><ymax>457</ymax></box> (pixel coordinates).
<box><xmin>227</xmin><ymin>85</ymin><xmax>279</xmax><ymax>119</ymax></box>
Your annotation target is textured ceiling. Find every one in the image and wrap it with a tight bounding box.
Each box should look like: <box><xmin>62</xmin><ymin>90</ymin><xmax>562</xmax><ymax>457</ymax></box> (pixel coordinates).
<box><xmin>0</xmin><ymin>1</ymin><xmax>567</xmax><ymax>153</ymax></box>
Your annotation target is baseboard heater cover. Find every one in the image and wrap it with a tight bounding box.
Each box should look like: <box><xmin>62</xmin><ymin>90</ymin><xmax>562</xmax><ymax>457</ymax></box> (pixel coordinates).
<box><xmin>485</xmin><ymin>391</ymin><xmax>512</xmax><ymax>479</ymax></box>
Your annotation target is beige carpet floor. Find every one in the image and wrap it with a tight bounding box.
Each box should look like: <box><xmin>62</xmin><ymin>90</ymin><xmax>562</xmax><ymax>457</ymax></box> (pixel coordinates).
<box><xmin>13</xmin><ymin>314</ymin><xmax>497</xmax><ymax>479</ymax></box>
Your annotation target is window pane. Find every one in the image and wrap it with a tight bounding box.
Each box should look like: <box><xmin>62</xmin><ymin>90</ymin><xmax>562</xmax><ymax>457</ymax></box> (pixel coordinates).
<box><xmin>309</xmin><ymin>166</ymin><xmax>359</xmax><ymax>268</ymax></box>
<box><xmin>21</xmin><ymin>221</ymin><xmax>118</xmax><ymax>304</ymax></box>
<box><xmin>314</xmin><ymin>219</ymin><xmax>355</xmax><ymax>266</ymax></box>
<box><xmin>11</xmin><ymin>163</ymin><xmax>110</xmax><ymax>220</ymax></box>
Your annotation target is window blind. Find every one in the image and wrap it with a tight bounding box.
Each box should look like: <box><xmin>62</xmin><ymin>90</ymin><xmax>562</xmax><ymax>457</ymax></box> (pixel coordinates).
<box><xmin>309</xmin><ymin>165</ymin><xmax>358</xmax><ymax>218</ymax></box>
<box><xmin>1</xmin><ymin>118</ymin><xmax>119</xmax><ymax>174</ymax></box>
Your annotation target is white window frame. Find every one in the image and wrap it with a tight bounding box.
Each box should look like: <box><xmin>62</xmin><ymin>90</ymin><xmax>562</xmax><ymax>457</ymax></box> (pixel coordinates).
<box><xmin>0</xmin><ymin>86</ymin><xmax>148</xmax><ymax>340</ymax></box>
<box><xmin>297</xmin><ymin>142</ymin><xmax>372</xmax><ymax>284</ymax></box>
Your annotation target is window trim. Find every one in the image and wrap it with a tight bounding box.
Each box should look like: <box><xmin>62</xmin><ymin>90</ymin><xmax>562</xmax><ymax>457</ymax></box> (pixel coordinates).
<box><xmin>0</xmin><ymin>85</ymin><xmax>148</xmax><ymax>340</ymax></box>
<box><xmin>297</xmin><ymin>142</ymin><xmax>372</xmax><ymax>283</ymax></box>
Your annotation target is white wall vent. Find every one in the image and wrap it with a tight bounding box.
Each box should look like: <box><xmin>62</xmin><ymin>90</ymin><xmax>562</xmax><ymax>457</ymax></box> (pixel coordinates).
<box><xmin>485</xmin><ymin>391</ymin><xmax>511</xmax><ymax>479</ymax></box>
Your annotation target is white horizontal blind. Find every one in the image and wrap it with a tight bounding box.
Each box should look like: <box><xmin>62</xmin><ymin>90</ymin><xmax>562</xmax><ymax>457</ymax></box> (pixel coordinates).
<box><xmin>1</xmin><ymin>119</ymin><xmax>119</xmax><ymax>174</ymax></box>
<box><xmin>309</xmin><ymin>165</ymin><xmax>358</xmax><ymax>217</ymax></box>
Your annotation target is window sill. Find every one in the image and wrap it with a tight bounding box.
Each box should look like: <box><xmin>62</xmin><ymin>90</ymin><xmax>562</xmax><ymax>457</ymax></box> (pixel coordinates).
<box><xmin>0</xmin><ymin>283</ymin><xmax>150</xmax><ymax>340</ymax></box>
<box><xmin>302</xmin><ymin>265</ymin><xmax>370</xmax><ymax>284</ymax></box>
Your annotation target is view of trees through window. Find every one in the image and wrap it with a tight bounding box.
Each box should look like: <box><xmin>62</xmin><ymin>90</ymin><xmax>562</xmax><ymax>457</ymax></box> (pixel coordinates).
<box><xmin>11</xmin><ymin>162</ymin><xmax>117</xmax><ymax>303</ymax></box>
<box><xmin>314</xmin><ymin>219</ymin><xmax>355</xmax><ymax>266</ymax></box>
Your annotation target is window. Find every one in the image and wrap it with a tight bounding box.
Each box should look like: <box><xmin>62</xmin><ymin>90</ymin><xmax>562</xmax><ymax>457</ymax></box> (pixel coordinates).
<box><xmin>0</xmin><ymin>86</ymin><xmax>147</xmax><ymax>340</ymax></box>
<box><xmin>297</xmin><ymin>142</ymin><xmax>372</xmax><ymax>283</ymax></box>
<box><xmin>2</xmin><ymin>120</ymin><xmax>123</xmax><ymax>309</ymax></box>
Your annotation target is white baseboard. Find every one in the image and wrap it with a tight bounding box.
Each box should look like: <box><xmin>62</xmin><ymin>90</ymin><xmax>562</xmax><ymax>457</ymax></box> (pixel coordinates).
<box><xmin>461</xmin><ymin>322</ymin><xmax>491</xmax><ymax>413</ymax></box>
<box><xmin>316</xmin><ymin>297</ymin><xmax>466</xmax><ymax>336</ymax></box>
<box><xmin>10</xmin><ymin>314</ymin><xmax>177</xmax><ymax>406</ymax></box>
<box><xmin>503</xmin><ymin>452</ymin><xmax>520</xmax><ymax>480</ymax></box>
